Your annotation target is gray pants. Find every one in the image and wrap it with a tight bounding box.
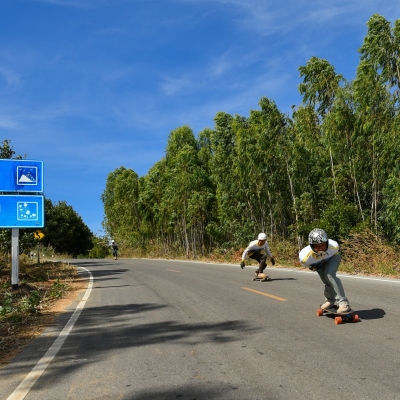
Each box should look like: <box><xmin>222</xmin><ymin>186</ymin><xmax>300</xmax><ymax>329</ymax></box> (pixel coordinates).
<box><xmin>317</xmin><ymin>254</ymin><xmax>349</xmax><ymax>305</ymax></box>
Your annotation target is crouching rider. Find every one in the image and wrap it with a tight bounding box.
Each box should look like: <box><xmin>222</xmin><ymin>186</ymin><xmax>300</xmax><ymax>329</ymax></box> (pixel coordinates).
<box><xmin>240</xmin><ymin>232</ymin><xmax>276</xmax><ymax>280</ymax></box>
<box><xmin>299</xmin><ymin>228</ymin><xmax>351</xmax><ymax>313</ymax></box>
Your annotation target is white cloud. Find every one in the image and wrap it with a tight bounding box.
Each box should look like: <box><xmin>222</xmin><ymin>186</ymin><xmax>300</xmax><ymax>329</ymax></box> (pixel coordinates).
<box><xmin>161</xmin><ymin>75</ymin><xmax>194</xmax><ymax>96</ymax></box>
<box><xmin>0</xmin><ymin>115</ymin><xmax>20</xmax><ymax>129</ymax></box>
<box><xmin>32</xmin><ymin>0</ymin><xmax>110</xmax><ymax>7</ymax></box>
<box><xmin>0</xmin><ymin>66</ymin><xmax>21</xmax><ymax>90</ymax></box>
<box><xmin>181</xmin><ymin>0</ymin><xmax>400</xmax><ymax>36</ymax></box>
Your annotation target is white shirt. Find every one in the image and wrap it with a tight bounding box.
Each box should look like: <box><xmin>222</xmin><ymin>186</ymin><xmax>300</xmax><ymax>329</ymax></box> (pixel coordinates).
<box><xmin>299</xmin><ymin>239</ymin><xmax>339</xmax><ymax>269</ymax></box>
<box><xmin>242</xmin><ymin>239</ymin><xmax>273</xmax><ymax>260</ymax></box>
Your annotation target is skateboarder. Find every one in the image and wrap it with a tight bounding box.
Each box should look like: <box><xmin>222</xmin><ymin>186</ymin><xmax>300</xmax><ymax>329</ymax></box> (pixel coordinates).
<box><xmin>299</xmin><ymin>228</ymin><xmax>351</xmax><ymax>313</ymax></box>
<box><xmin>111</xmin><ymin>240</ymin><xmax>119</xmax><ymax>260</ymax></box>
<box><xmin>240</xmin><ymin>233</ymin><xmax>275</xmax><ymax>279</ymax></box>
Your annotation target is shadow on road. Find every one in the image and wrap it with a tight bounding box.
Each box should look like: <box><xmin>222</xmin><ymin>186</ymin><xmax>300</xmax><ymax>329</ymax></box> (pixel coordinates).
<box><xmin>76</xmin><ymin>268</ymin><xmax>130</xmax><ymax>283</ymax></box>
<box><xmin>2</xmin><ymin>301</ymin><xmax>259</xmax><ymax>389</ymax></box>
<box><xmin>270</xmin><ymin>278</ymin><xmax>297</xmax><ymax>281</ymax></box>
<box><xmin>356</xmin><ymin>308</ymin><xmax>386</xmax><ymax>320</ymax></box>
<box><xmin>123</xmin><ymin>382</ymin><xmax>276</xmax><ymax>400</ymax></box>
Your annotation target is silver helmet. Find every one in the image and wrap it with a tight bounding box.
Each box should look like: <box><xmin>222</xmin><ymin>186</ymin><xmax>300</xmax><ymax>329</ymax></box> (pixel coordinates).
<box><xmin>308</xmin><ymin>228</ymin><xmax>328</xmax><ymax>245</ymax></box>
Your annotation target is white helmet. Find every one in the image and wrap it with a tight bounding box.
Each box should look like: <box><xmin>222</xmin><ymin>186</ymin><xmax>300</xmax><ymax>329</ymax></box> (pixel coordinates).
<box><xmin>308</xmin><ymin>228</ymin><xmax>328</xmax><ymax>245</ymax></box>
<box><xmin>111</xmin><ymin>240</ymin><xmax>115</xmax><ymax>243</ymax></box>
<box><xmin>258</xmin><ymin>232</ymin><xmax>267</xmax><ymax>241</ymax></box>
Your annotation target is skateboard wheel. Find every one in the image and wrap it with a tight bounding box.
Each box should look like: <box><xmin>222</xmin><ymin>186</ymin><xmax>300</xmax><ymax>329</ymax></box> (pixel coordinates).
<box><xmin>316</xmin><ymin>309</ymin><xmax>323</xmax><ymax>317</ymax></box>
<box><xmin>352</xmin><ymin>314</ymin><xmax>360</xmax><ymax>323</ymax></box>
<box><xmin>334</xmin><ymin>316</ymin><xmax>343</xmax><ymax>325</ymax></box>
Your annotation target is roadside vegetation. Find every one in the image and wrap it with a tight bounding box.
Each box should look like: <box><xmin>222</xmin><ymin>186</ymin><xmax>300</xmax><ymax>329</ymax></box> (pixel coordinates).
<box><xmin>0</xmin><ymin>257</ymin><xmax>82</xmax><ymax>367</ymax></box>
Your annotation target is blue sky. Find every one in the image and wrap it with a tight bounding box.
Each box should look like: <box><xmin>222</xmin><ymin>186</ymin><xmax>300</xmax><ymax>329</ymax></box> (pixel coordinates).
<box><xmin>1</xmin><ymin>0</ymin><xmax>399</xmax><ymax>236</ymax></box>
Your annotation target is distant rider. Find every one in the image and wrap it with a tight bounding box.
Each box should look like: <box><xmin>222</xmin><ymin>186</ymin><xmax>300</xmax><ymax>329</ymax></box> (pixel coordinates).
<box><xmin>299</xmin><ymin>228</ymin><xmax>351</xmax><ymax>313</ymax></box>
<box><xmin>240</xmin><ymin>233</ymin><xmax>276</xmax><ymax>279</ymax></box>
<box><xmin>111</xmin><ymin>240</ymin><xmax>119</xmax><ymax>260</ymax></box>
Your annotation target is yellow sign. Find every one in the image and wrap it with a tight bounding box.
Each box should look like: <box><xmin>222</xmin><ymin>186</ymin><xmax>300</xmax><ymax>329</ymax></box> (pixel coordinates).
<box><xmin>33</xmin><ymin>230</ymin><xmax>44</xmax><ymax>240</ymax></box>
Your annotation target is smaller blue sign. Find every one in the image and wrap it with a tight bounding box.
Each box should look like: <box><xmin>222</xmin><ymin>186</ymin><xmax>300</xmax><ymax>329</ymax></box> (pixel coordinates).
<box><xmin>17</xmin><ymin>166</ymin><xmax>38</xmax><ymax>185</ymax></box>
<box><xmin>0</xmin><ymin>160</ymin><xmax>43</xmax><ymax>192</ymax></box>
<box><xmin>0</xmin><ymin>195</ymin><xmax>44</xmax><ymax>228</ymax></box>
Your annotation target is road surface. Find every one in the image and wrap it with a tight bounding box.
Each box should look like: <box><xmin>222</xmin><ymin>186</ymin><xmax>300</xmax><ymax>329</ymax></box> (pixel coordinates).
<box><xmin>1</xmin><ymin>259</ymin><xmax>399</xmax><ymax>399</ymax></box>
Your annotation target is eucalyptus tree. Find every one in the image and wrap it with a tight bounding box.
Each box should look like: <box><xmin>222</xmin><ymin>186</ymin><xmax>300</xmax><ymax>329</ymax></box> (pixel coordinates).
<box><xmin>298</xmin><ymin>56</ymin><xmax>344</xmax><ymax>118</ymax></box>
<box><xmin>161</xmin><ymin>125</ymin><xmax>214</xmax><ymax>256</ymax></box>
<box><xmin>233</xmin><ymin>97</ymin><xmax>290</xmax><ymax>239</ymax></box>
<box><xmin>351</xmin><ymin>18</ymin><xmax>399</xmax><ymax>233</ymax></box>
<box><xmin>206</xmin><ymin>112</ymin><xmax>241</xmax><ymax>245</ymax></box>
<box><xmin>322</xmin><ymin>84</ymin><xmax>364</xmax><ymax>230</ymax></box>
<box><xmin>298</xmin><ymin>57</ymin><xmax>344</xmax><ymax>198</ymax></box>
<box><xmin>101</xmin><ymin>166</ymin><xmax>141</xmax><ymax>242</ymax></box>
<box><xmin>285</xmin><ymin>105</ymin><xmax>328</xmax><ymax>244</ymax></box>
<box><xmin>296</xmin><ymin>54</ymin><xmax>374</xmax><ymax>241</ymax></box>
<box><xmin>138</xmin><ymin>158</ymin><xmax>168</xmax><ymax>250</ymax></box>
<box><xmin>359</xmin><ymin>14</ymin><xmax>400</xmax><ymax>92</ymax></box>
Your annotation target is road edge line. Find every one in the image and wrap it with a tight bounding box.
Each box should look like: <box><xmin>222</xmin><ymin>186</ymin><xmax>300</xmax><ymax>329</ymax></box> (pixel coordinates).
<box><xmin>7</xmin><ymin>266</ymin><xmax>93</xmax><ymax>400</ymax></box>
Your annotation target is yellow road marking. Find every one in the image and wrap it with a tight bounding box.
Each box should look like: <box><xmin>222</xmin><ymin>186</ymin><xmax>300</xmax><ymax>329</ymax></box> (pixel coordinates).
<box><xmin>166</xmin><ymin>269</ymin><xmax>181</xmax><ymax>273</ymax></box>
<box><xmin>242</xmin><ymin>287</ymin><xmax>287</xmax><ymax>302</ymax></box>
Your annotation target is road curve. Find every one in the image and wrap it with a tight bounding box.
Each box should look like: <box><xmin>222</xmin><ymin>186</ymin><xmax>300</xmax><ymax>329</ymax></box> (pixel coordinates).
<box><xmin>1</xmin><ymin>259</ymin><xmax>399</xmax><ymax>400</ymax></box>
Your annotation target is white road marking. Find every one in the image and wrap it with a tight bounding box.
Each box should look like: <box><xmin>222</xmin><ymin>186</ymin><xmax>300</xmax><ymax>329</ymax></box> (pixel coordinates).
<box><xmin>7</xmin><ymin>267</ymin><xmax>93</xmax><ymax>400</ymax></box>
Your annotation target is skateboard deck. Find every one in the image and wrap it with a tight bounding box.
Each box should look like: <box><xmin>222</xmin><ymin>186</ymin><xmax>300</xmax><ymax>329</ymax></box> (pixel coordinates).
<box><xmin>252</xmin><ymin>273</ymin><xmax>272</xmax><ymax>282</ymax></box>
<box><xmin>316</xmin><ymin>305</ymin><xmax>360</xmax><ymax>324</ymax></box>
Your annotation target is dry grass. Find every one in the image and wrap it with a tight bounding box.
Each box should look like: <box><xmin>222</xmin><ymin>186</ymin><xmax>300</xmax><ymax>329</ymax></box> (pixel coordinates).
<box><xmin>0</xmin><ymin>260</ymin><xmax>85</xmax><ymax>369</ymax></box>
<box><xmin>340</xmin><ymin>229</ymin><xmax>400</xmax><ymax>277</ymax></box>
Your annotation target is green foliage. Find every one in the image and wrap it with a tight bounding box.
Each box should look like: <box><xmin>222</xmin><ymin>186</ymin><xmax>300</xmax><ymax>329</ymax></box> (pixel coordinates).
<box><xmin>0</xmin><ymin>139</ymin><xmax>16</xmax><ymax>159</ymax></box>
<box><xmin>380</xmin><ymin>173</ymin><xmax>400</xmax><ymax>244</ymax></box>
<box><xmin>298</xmin><ymin>57</ymin><xmax>344</xmax><ymax>116</ymax></box>
<box><xmin>48</xmin><ymin>278</ymin><xmax>67</xmax><ymax>299</ymax></box>
<box><xmin>101</xmin><ymin>166</ymin><xmax>141</xmax><ymax>243</ymax></box>
<box><xmin>88</xmin><ymin>236</ymin><xmax>110</xmax><ymax>258</ymax></box>
<box><xmin>0</xmin><ymin>292</ymin><xmax>13</xmax><ymax>316</ymax></box>
<box><xmin>19</xmin><ymin>290</ymin><xmax>41</xmax><ymax>313</ymax></box>
<box><xmin>359</xmin><ymin>14</ymin><xmax>400</xmax><ymax>90</ymax></box>
<box><xmin>42</xmin><ymin>199</ymin><xmax>93</xmax><ymax>257</ymax></box>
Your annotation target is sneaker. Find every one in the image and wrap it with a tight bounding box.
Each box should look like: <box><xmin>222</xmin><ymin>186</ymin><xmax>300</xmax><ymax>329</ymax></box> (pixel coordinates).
<box><xmin>337</xmin><ymin>303</ymin><xmax>351</xmax><ymax>313</ymax></box>
<box><xmin>321</xmin><ymin>301</ymin><xmax>334</xmax><ymax>310</ymax></box>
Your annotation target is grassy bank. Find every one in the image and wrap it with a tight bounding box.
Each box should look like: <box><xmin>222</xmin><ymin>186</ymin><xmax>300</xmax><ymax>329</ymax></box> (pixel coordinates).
<box><xmin>0</xmin><ymin>259</ymin><xmax>81</xmax><ymax>367</ymax></box>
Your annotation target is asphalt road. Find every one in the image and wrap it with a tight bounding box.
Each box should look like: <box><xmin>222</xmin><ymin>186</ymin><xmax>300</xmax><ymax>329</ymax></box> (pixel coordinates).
<box><xmin>1</xmin><ymin>259</ymin><xmax>400</xmax><ymax>400</ymax></box>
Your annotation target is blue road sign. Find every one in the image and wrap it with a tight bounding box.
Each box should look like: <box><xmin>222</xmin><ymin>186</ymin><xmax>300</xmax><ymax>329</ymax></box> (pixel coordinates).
<box><xmin>0</xmin><ymin>159</ymin><xmax>43</xmax><ymax>192</ymax></box>
<box><xmin>0</xmin><ymin>195</ymin><xmax>44</xmax><ymax>228</ymax></box>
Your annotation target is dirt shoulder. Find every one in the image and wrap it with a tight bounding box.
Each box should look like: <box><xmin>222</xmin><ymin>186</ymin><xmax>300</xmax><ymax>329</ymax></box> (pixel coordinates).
<box><xmin>0</xmin><ymin>269</ymin><xmax>87</xmax><ymax>369</ymax></box>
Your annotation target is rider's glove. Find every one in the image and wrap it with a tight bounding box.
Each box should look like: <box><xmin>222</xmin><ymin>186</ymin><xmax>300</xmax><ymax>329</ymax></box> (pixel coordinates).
<box><xmin>240</xmin><ymin>261</ymin><xmax>245</xmax><ymax>269</ymax></box>
<box><xmin>271</xmin><ymin>257</ymin><xmax>275</xmax><ymax>266</ymax></box>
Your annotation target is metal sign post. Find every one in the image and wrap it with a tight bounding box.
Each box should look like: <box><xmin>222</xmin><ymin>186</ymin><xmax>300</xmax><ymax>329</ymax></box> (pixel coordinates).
<box><xmin>11</xmin><ymin>228</ymin><xmax>19</xmax><ymax>290</ymax></box>
<box><xmin>33</xmin><ymin>230</ymin><xmax>45</xmax><ymax>264</ymax></box>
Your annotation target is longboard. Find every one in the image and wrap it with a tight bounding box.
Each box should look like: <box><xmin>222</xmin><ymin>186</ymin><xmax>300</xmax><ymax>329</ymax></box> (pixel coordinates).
<box><xmin>252</xmin><ymin>273</ymin><xmax>272</xmax><ymax>282</ymax></box>
<box><xmin>316</xmin><ymin>305</ymin><xmax>360</xmax><ymax>325</ymax></box>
